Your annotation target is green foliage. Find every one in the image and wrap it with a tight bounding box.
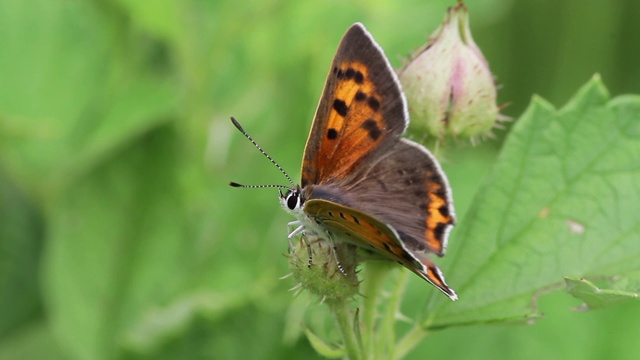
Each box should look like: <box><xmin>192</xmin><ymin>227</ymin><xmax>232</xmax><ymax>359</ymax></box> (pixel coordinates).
<box><xmin>422</xmin><ymin>76</ymin><xmax>640</xmax><ymax>329</ymax></box>
<box><xmin>304</xmin><ymin>327</ymin><xmax>345</xmax><ymax>359</ymax></box>
<box><xmin>565</xmin><ymin>277</ymin><xmax>640</xmax><ymax>310</ymax></box>
<box><xmin>1</xmin><ymin>0</ymin><xmax>640</xmax><ymax>359</ymax></box>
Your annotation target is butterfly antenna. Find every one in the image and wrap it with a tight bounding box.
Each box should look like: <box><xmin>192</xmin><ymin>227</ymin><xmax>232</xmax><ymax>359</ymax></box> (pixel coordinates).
<box><xmin>229</xmin><ymin>117</ymin><xmax>295</xmax><ymax>188</ymax></box>
<box><xmin>229</xmin><ymin>182</ymin><xmax>290</xmax><ymax>191</ymax></box>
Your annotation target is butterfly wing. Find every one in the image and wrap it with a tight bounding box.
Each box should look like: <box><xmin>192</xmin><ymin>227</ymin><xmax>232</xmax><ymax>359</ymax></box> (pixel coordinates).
<box><xmin>301</xmin><ymin>23</ymin><xmax>408</xmax><ymax>188</ymax></box>
<box><xmin>304</xmin><ymin>198</ymin><xmax>457</xmax><ymax>300</ymax></box>
<box><xmin>307</xmin><ymin>138</ymin><xmax>455</xmax><ymax>258</ymax></box>
<box><xmin>346</xmin><ymin>138</ymin><xmax>456</xmax><ymax>256</ymax></box>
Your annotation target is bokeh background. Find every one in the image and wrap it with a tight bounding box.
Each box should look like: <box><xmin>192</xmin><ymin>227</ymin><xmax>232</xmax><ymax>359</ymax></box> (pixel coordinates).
<box><xmin>1</xmin><ymin>0</ymin><xmax>639</xmax><ymax>359</ymax></box>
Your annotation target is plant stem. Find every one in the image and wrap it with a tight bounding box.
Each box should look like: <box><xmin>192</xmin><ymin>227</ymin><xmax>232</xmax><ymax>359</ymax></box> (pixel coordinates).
<box><xmin>376</xmin><ymin>268</ymin><xmax>409</xmax><ymax>358</ymax></box>
<box><xmin>361</xmin><ymin>261</ymin><xmax>393</xmax><ymax>357</ymax></box>
<box><xmin>394</xmin><ymin>325</ymin><xmax>428</xmax><ymax>360</ymax></box>
<box><xmin>328</xmin><ymin>300</ymin><xmax>362</xmax><ymax>360</ymax></box>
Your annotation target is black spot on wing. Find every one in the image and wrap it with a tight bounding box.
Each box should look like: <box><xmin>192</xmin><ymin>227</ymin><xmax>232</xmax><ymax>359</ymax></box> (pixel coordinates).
<box><xmin>361</xmin><ymin>119</ymin><xmax>382</xmax><ymax>141</ymax></box>
<box><xmin>355</xmin><ymin>91</ymin><xmax>367</xmax><ymax>101</ymax></box>
<box><xmin>354</xmin><ymin>71</ymin><xmax>364</xmax><ymax>84</ymax></box>
<box><xmin>434</xmin><ymin>188</ymin><xmax>447</xmax><ymax>199</ymax></box>
<box><xmin>344</xmin><ymin>68</ymin><xmax>355</xmax><ymax>79</ymax></box>
<box><xmin>367</xmin><ymin>97</ymin><xmax>380</xmax><ymax>112</ymax></box>
<box><xmin>438</xmin><ymin>205</ymin><xmax>450</xmax><ymax>217</ymax></box>
<box><xmin>434</xmin><ymin>222</ymin><xmax>447</xmax><ymax>241</ymax></box>
<box><xmin>340</xmin><ymin>67</ymin><xmax>364</xmax><ymax>84</ymax></box>
<box><xmin>327</xmin><ymin>128</ymin><xmax>338</xmax><ymax>140</ymax></box>
<box><xmin>333</xmin><ymin>99</ymin><xmax>348</xmax><ymax>117</ymax></box>
<box><xmin>429</xmin><ymin>174</ymin><xmax>445</xmax><ymax>187</ymax></box>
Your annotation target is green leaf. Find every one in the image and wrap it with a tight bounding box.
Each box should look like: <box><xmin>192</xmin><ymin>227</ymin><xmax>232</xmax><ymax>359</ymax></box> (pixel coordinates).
<box><xmin>423</xmin><ymin>75</ymin><xmax>640</xmax><ymax>328</ymax></box>
<box><xmin>565</xmin><ymin>277</ymin><xmax>640</xmax><ymax>310</ymax></box>
<box><xmin>304</xmin><ymin>327</ymin><xmax>345</xmax><ymax>359</ymax></box>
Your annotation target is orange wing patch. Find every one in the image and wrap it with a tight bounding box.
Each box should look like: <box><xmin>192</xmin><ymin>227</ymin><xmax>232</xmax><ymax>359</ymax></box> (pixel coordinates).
<box><xmin>318</xmin><ymin>61</ymin><xmax>386</xmax><ymax>180</ymax></box>
<box><xmin>424</xmin><ymin>181</ymin><xmax>455</xmax><ymax>256</ymax></box>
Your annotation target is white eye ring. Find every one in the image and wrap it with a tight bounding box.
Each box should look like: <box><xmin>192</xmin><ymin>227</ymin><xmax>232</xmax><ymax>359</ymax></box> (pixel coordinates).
<box><xmin>286</xmin><ymin>191</ymin><xmax>300</xmax><ymax>210</ymax></box>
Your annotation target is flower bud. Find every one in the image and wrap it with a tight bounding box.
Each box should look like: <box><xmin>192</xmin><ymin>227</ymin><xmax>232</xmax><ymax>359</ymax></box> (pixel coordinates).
<box><xmin>399</xmin><ymin>3</ymin><xmax>503</xmax><ymax>141</ymax></box>
<box><xmin>288</xmin><ymin>234</ymin><xmax>359</xmax><ymax>302</ymax></box>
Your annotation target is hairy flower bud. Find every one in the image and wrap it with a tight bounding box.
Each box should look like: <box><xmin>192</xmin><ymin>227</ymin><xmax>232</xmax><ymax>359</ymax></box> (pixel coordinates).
<box><xmin>399</xmin><ymin>3</ymin><xmax>503</xmax><ymax>141</ymax></box>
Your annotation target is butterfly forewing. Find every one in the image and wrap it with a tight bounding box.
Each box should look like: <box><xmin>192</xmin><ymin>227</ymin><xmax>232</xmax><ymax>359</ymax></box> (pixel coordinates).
<box><xmin>301</xmin><ymin>23</ymin><xmax>408</xmax><ymax>187</ymax></box>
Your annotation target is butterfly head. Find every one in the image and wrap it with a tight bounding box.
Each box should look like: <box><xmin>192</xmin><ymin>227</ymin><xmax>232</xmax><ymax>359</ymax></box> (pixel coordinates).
<box><xmin>279</xmin><ymin>185</ymin><xmax>304</xmax><ymax>215</ymax></box>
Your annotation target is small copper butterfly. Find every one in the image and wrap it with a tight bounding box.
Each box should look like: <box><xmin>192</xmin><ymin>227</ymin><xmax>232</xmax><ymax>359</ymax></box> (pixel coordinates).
<box><xmin>231</xmin><ymin>23</ymin><xmax>457</xmax><ymax>300</ymax></box>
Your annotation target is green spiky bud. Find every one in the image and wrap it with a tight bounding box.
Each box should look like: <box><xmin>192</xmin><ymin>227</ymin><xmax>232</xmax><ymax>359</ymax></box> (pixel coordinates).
<box><xmin>288</xmin><ymin>234</ymin><xmax>360</xmax><ymax>302</ymax></box>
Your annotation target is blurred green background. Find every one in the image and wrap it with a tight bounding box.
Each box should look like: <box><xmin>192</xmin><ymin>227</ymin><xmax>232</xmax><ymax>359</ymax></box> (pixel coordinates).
<box><xmin>1</xmin><ymin>0</ymin><xmax>639</xmax><ymax>359</ymax></box>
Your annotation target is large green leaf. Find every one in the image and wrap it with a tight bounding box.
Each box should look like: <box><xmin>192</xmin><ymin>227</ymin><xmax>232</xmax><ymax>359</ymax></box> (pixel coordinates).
<box><xmin>423</xmin><ymin>76</ymin><xmax>640</xmax><ymax>328</ymax></box>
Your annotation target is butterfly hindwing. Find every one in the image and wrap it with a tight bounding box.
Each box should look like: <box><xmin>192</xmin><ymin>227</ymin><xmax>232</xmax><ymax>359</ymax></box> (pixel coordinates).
<box><xmin>301</xmin><ymin>23</ymin><xmax>408</xmax><ymax>188</ymax></box>
<box><xmin>303</xmin><ymin>199</ymin><xmax>456</xmax><ymax>299</ymax></box>
<box><xmin>342</xmin><ymin>138</ymin><xmax>456</xmax><ymax>256</ymax></box>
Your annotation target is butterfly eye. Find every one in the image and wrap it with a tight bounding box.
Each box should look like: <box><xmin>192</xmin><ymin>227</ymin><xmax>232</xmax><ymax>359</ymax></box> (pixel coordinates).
<box><xmin>286</xmin><ymin>192</ymin><xmax>300</xmax><ymax>210</ymax></box>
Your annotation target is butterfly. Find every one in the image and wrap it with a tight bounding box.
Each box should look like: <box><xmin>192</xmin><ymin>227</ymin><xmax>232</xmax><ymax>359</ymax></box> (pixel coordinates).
<box><xmin>231</xmin><ymin>23</ymin><xmax>457</xmax><ymax>300</ymax></box>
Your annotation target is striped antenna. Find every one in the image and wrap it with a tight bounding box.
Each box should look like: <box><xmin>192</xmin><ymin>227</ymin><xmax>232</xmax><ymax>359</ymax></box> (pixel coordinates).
<box><xmin>228</xmin><ymin>182</ymin><xmax>290</xmax><ymax>190</ymax></box>
<box><xmin>229</xmin><ymin>117</ymin><xmax>295</xmax><ymax>188</ymax></box>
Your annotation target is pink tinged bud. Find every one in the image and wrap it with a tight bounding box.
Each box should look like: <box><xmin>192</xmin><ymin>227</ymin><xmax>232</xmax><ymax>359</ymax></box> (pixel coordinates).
<box><xmin>399</xmin><ymin>3</ymin><xmax>503</xmax><ymax>141</ymax></box>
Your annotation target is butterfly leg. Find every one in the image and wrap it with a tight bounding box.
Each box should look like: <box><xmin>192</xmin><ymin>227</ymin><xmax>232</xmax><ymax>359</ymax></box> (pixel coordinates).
<box><xmin>325</xmin><ymin>232</ymin><xmax>347</xmax><ymax>276</ymax></box>
<box><xmin>288</xmin><ymin>224</ymin><xmax>305</xmax><ymax>239</ymax></box>
<box><xmin>332</xmin><ymin>246</ymin><xmax>347</xmax><ymax>276</ymax></box>
<box><xmin>286</xmin><ymin>220</ymin><xmax>303</xmax><ymax>252</ymax></box>
<box><xmin>301</xmin><ymin>235</ymin><xmax>314</xmax><ymax>269</ymax></box>
<box><xmin>287</xmin><ymin>220</ymin><xmax>314</xmax><ymax>268</ymax></box>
